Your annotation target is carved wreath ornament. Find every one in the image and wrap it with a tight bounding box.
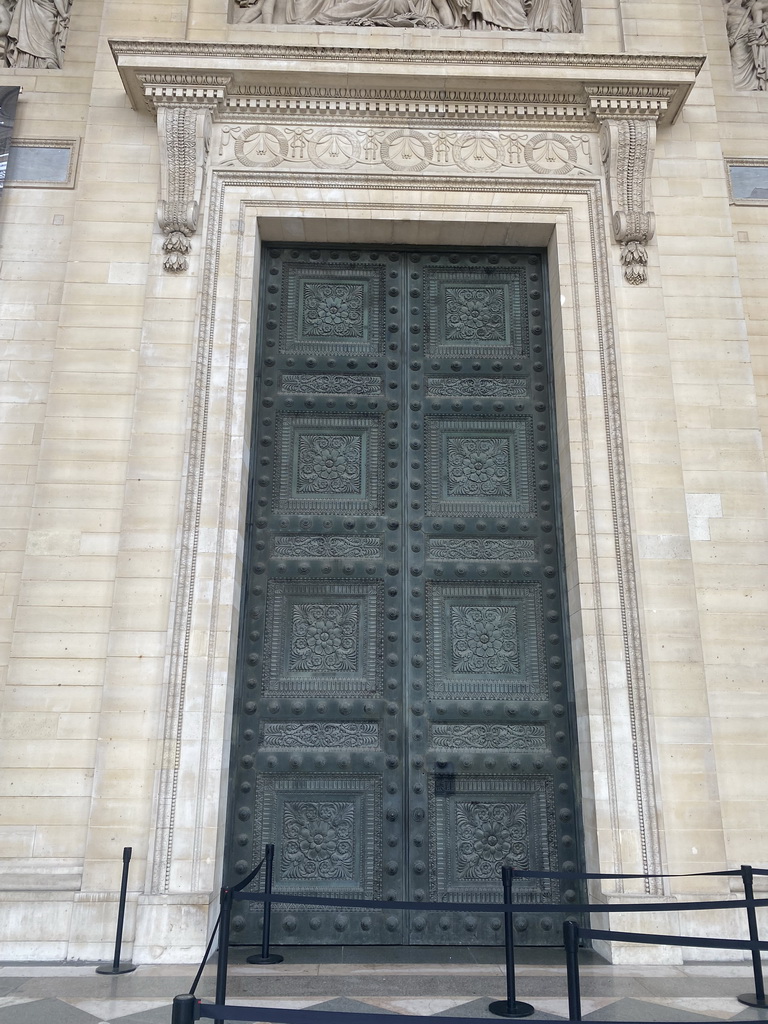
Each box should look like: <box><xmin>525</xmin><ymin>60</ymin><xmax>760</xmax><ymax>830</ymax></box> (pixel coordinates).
<box><xmin>220</xmin><ymin>125</ymin><xmax>593</xmax><ymax>178</ymax></box>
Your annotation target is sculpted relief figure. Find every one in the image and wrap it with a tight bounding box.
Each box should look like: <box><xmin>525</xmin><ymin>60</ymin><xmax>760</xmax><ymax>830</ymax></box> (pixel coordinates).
<box><xmin>0</xmin><ymin>2</ymin><xmax>11</xmax><ymax>65</ymax></box>
<box><xmin>453</xmin><ymin>0</ymin><xmax>527</xmax><ymax>32</ymax></box>
<box><xmin>748</xmin><ymin>0</ymin><xmax>768</xmax><ymax>87</ymax></box>
<box><xmin>1</xmin><ymin>0</ymin><xmax>72</xmax><ymax>69</ymax></box>
<box><xmin>725</xmin><ymin>0</ymin><xmax>768</xmax><ymax>90</ymax></box>
<box><xmin>235</xmin><ymin>0</ymin><xmax>574</xmax><ymax>30</ymax></box>
<box><xmin>527</xmin><ymin>0</ymin><xmax>572</xmax><ymax>31</ymax></box>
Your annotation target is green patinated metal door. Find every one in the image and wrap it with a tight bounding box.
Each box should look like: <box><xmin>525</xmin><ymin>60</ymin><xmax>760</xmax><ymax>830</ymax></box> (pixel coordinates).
<box><xmin>224</xmin><ymin>245</ymin><xmax>581</xmax><ymax>946</ymax></box>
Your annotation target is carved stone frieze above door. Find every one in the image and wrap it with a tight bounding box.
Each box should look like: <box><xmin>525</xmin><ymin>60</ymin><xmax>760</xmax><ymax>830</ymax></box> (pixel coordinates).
<box><xmin>113</xmin><ymin>42</ymin><xmax>703</xmax><ymax>282</ymax></box>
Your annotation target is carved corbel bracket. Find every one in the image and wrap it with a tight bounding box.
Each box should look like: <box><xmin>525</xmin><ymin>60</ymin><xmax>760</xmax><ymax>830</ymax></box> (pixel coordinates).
<box><xmin>141</xmin><ymin>78</ymin><xmax>229</xmax><ymax>272</ymax></box>
<box><xmin>155</xmin><ymin>105</ymin><xmax>211</xmax><ymax>272</ymax></box>
<box><xmin>587</xmin><ymin>87</ymin><xmax>671</xmax><ymax>285</ymax></box>
<box><xmin>598</xmin><ymin>117</ymin><xmax>656</xmax><ymax>285</ymax></box>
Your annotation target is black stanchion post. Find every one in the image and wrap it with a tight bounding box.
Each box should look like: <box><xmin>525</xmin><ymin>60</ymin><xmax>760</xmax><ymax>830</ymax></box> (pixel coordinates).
<box><xmin>564</xmin><ymin>920</ymin><xmax>582</xmax><ymax>1022</ymax></box>
<box><xmin>247</xmin><ymin>843</ymin><xmax>284</xmax><ymax>966</ymax></box>
<box><xmin>172</xmin><ymin>993</ymin><xmax>199</xmax><ymax>1024</ymax></box>
<box><xmin>214</xmin><ymin>887</ymin><xmax>233</xmax><ymax>1024</ymax></box>
<box><xmin>96</xmin><ymin>846</ymin><xmax>136</xmax><ymax>975</ymax></box>
<box><xmin>738</xmin><ymin>863</ymin><xmax>768</xmax><ymax>1008</ymax></box>
<box><xmin>488</xmin><ymin>865</ymin><xmax>534</xmax><ymax>1018</ymax></box>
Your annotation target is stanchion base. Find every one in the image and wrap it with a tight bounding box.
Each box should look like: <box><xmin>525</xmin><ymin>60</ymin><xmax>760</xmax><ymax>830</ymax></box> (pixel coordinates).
<box><xmin>738</xmin><ymin>993</ymin><xmax>768</xmax><ymax>1008</ymax></box>
<box><xmin>488</xmin><ymin>999</ymin><xmax>535</xmax><ymax>1018</ymax></box>
<box><xmin>96</xmin><ymin>963</ymin><xmax>137</xmax><ymax>975</ymax></box>
<box><xmin>246</xmin><ymin>953</ymin><xmax>284</xmax><ymax>965</ymax></box>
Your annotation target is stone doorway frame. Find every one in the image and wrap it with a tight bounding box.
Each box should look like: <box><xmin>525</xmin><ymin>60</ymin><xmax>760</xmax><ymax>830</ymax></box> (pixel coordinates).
<box><xmin>109</xmin><ymin>42</ymin><xmax>704</xmax><ymax>962</ymax></box>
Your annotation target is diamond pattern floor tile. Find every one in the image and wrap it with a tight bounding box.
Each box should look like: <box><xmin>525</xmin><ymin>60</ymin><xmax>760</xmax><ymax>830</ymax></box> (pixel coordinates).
<box><xmin>0</xmin><ymin>997</ymin><xmax>104</xmax><ymax>1024</ymax></box>
<box><xmin>583</xmin><ymin>996</ymin><xmax>718</xmax><ymax>1022</ymax></box>
<box><xmin>360</xmin><ymin>998</ymin><xmax>479</xmax><ymax>1015</ymax></box>
<box><xmin>6</xmin><ymin>959</ymin><xmax>768</xmax><ymax>1024</ymax></box>
<box><xmin>434</xmin><ymin>994</ymin><xmax>566</xmax><ymax>1020</ymax></box>
<box><xmin>309</xmin><ymin>997</ymin><xmax>399</xmax><ymax>1014</ymax></box>
<box><xmin>104</xmin><ymin>1009</ymin><xmax>172</xmax><ymax>1024</ymax></box>
<box><xmin>728</xmin><ymin>1008</ymin><xmax>768</xmax><ymax>1022</ymax></box>
<box><xmin>62</xmin><ymin>998</ymin><xmax>171</xmax><ymax>1019</ymax></box>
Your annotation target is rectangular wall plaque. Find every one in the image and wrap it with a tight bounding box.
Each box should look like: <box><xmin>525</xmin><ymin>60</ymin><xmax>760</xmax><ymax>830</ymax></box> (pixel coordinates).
<box><xmin>4</xmin><ymin>137</ymin><xmax>80</xmax><ymax>189</ymax></box>
<box><xmin>726</xmin><ymin>159</ymin><xmax>768</xmax><ymax>204</ymax></box>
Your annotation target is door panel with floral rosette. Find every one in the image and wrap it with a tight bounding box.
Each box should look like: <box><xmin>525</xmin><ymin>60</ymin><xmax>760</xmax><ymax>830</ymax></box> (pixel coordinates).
<box><xmin>225</xmin><ymin>246</ymin><xmax>582</xmax><ymax>947</ymax></box>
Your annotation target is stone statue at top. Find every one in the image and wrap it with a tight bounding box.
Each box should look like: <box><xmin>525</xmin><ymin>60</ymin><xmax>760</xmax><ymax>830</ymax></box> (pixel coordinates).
<box><xmin>724</xmin><ymin>0</ymin><xmax>768</xmax><ymax>90</ymax></box>
<box><xmin>0</xmin><ymin>0</ymin><xmax>72</xmax><ymax>69</ymax></box>
<box><xmin>235</xmin><ymin>0</ymin><xmax>575</xmax><ymax>30</ymax></box>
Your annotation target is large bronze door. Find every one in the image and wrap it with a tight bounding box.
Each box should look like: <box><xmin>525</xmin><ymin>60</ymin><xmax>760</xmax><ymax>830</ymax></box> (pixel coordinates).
<box><xmin>225</xmin><ymin>246</ymin><xmax>581</xmax><ymax>946</ymax></box>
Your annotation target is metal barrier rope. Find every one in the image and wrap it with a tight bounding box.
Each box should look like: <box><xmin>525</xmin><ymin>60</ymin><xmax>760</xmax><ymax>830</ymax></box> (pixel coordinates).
<box><xmin>183</xmin><ymin>859</ymin><xmax>768</xmax><ymax>1024</ymax></box>
<box><xmin>246</xmin><ymin>844</ymin><xmax>283</xmax><ymax>967</ymax></box>
<box><xmin>236</xmin><ymin>890</ymin><xmax>768</xmax><ymax>916</ymax></box>
<box><xmin>190</xmin><ymin>855</ymin><xmax>267</xmax><ymax>997</ymax></box>
<box><xmin>173</xmin><ymin>998</ymin><xmax>568</xmax><ymax>1024</ymax></box>
<box><xmin>564</xmin><ymin>917</ymin><xmax>768</xmax><ymax>1022</ymax></box>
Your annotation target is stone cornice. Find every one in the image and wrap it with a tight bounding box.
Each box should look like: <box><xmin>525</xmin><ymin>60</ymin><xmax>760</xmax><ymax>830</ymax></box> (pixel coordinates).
<box><xmin>111</xmin><ymin>40</ymin><xmax>703</xmax><ymax>281</ymax></box>
<box><xmin>111</xmin><ymin>40</ymin><xmax>704</xmax><ymax>127</ymax></box>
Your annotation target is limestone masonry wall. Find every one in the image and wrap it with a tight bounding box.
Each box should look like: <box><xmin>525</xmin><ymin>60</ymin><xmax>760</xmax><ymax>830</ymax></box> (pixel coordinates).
<box><xmin>0</xmin><ymin>0</ymin><xmax>766</xmax><ymax>962</ymax></box>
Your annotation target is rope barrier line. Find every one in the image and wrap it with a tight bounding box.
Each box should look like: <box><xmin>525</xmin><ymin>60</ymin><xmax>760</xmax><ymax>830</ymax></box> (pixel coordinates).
<box><xmin>475</xmin><ymin>864</ymin><xmax>745</xmax><ymax>880</ymax></box>
<box><xmin>195</xmin><ymin>1003</ymin><xmax>565</xmax><ymax>1024</ymax></box>
<box><xmin>189</xmin><ymin>911</ymin><xmax>221</xmax><ymax>997</ymax></box>
<box><xmin>582</xmin><ymin>927</ymin><xmax>768</xmax><ymax>952</ymax></box>
<box><xmin>179</xmin><ymin>859</ymin><xmax>768</xmax><ymax>1024</ymax></box>
<box><xmin>235</xmin><ymin>890</ymin><xmax>768</xmax><ymax>916</ymax></box>
<box><xmin>192</xmin><ymin>856</ymin><xmax>266</xmax><ymax>995</ymax></box>
<box><xmin>227</xmin><ymin>865</ymin><xmax>748</xmax><ymax>889</ymax></box>
<box><xmin>231</xmin><ymin>855</ymin><xmax>266</xmax><ymax>895</ymax></box>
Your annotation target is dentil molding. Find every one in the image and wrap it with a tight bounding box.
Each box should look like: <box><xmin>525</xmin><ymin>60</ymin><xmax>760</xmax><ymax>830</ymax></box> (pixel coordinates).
<box><xmin>111</xmin><ymin>41</ymin><xmax>702</xmax><ymax>277</ymax></box>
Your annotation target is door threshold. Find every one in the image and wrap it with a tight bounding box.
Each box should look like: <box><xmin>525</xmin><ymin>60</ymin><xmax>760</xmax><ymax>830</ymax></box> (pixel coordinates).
<box><xmin>228</xmin><ymin>945</ymin><xmax>604</xmax><ymax>966</ymax></box>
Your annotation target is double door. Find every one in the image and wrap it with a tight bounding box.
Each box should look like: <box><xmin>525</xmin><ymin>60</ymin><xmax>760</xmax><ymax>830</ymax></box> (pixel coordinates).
<box><xmin>224</xmin><ymin>245</ymin><xmax>581</xmax><ymax>945</ymax></box>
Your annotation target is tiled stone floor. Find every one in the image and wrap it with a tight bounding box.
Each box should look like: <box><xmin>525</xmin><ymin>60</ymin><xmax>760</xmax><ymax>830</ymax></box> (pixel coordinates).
<box><xmin>1</xmin><ymin>948</ymin><xmax>768</xmax><ymax>1024</ymax></box>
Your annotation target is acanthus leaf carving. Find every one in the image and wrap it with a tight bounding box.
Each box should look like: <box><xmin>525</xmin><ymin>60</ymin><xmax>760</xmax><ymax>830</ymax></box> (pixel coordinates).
<box><xmin>426</xmin><ymin>536</ymin><xmax>536</xmax><ymax>561</ymax></box>
<box><xmin>596</xmin><ymin>115</ymin><xmax>657</xmax><ymax>286</ymax></box>
<box><xmin>155</xmin><ymin>104</ymin><xmax>214</xmax><ymax>273</ymax></box>
<box><xmin>426</xmin><ymin>376</ymin><xmax>527</xmax><ymax>398</ymax></box>
<box><xmin>262</xmin><ymin>721</ymin><xmax>380</xmax><ymax>749</ymax></box>
<box><xmin>274</xmin><ymin>534</ymin><xmax>382</xmax><ymax>558</ymax></box>
<box><xmin>281</xmin><ymin>373</ymin><xmax>383</xmax><ymax>395</ymax></box>
<box><xmin>431</xmin><ymin>722</ymin><xmax>547</xmax><ymax>750</ymax></box>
